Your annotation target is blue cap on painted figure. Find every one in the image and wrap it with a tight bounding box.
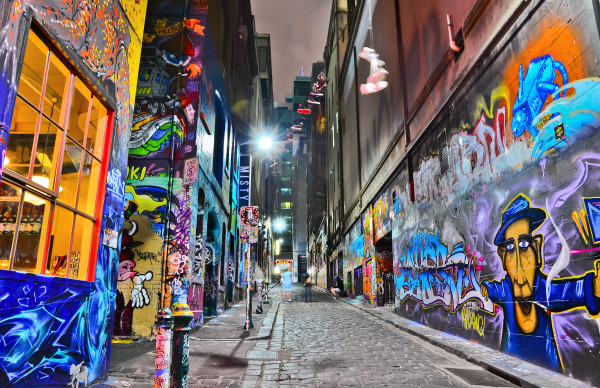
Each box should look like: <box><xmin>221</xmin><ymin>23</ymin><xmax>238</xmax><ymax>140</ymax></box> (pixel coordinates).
<box><xmin>494</xmin><ymin>194</ymin><xmax>547</xmax><ymax>245</ymax></box>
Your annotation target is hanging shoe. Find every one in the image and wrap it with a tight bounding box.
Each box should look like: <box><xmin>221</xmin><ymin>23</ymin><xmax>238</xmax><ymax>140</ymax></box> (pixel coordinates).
<box><xmin>360</xmin><ymin>80</ymin><xmax>388</xmax><ymax>95</ymax></box>
<box><xmin>367</xmin><ymin>68</ymin><xmax>389</xmax><ymax>84</ymax></box>
<box><xmin>307</xmin><ymin>98</ymin><xmax>320</xmax><ymax>105</ymax></box>
<box><xmin>359</xmin><ymin>47</ymin><xmax>376</xmax><ymax>61</ymax></box>
<box><xmin>297</xmin><ymin>107</ymin><xmax>311</xmax><ymax>114</ymax></box>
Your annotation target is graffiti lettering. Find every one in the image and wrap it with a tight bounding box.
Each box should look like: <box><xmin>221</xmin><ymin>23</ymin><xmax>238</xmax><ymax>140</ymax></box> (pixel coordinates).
<box><xmin>461</xmin><ymin>307</ymin><xmax>486</xmax><ymax>337</ymax></box>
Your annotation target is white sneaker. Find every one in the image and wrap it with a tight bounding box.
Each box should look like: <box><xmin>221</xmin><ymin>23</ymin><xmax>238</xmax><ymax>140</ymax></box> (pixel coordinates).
<box><xmin>360</xmin><ymin>81</ymin><xmax>388</xmax><ymax>95</ymax></box>
<box><xmin>367</xmin><ymin>68</ymin><xmax>389</xmax><ymax>84</ymax></box>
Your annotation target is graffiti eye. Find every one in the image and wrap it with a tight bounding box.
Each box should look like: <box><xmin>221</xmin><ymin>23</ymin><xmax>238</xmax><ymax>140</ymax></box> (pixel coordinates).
<box><xmin>506</xmin><ymin>243</ymin><xmax>515</xmax><ymax>252</ymax></box>
<box><xmin>518</xmin><ymin>240</ymin><xmax>530</xmax><ymax>249</ymax></box>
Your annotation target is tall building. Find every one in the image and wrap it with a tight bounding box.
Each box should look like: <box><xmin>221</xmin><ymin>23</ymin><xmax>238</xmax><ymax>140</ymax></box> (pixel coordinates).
<box><xmin>325</xmin><ymin>0</ymin><xmax>600</xmax><ymax>385</ymax></box>
<box><xmin>306</xmin><ymin>61</ymin><xmax>327</xmax><ymax>286</ymax></box>
<box><xmin>269</xmin><ymin>76</ymin><xmax>311</xmax><ymax>282</ymax></box>
<box><xmin>0</xmin><ymin>0</ymin><xmax>147</xmax><ymax>385</ymax></box>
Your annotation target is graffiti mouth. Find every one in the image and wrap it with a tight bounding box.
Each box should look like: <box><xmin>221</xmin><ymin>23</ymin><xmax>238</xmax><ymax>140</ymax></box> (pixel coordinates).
<box><xmin>516</xmin><ymin>298</ymin><xmax>533</xmax><ymax>314</ymax></box>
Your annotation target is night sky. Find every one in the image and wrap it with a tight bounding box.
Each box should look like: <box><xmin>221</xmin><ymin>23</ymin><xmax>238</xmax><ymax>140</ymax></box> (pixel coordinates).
<box><xmin>252</xmin><ymin>0</ymin><xmax>331</xmax><ymax>103</ymax></box>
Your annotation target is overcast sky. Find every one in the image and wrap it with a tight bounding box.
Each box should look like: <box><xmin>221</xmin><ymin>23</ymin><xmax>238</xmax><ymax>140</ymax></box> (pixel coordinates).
<box><xmin>252</xmin><ymin>0</ymin><xmax>331</xmax><ymax>103</ymax></box>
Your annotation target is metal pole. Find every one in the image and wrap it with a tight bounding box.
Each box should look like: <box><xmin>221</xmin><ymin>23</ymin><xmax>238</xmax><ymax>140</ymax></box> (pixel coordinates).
<box><xmin>154</xmin><ymin>308</ymin><xmax>173</xmax><ymax>388</ymax></box>
<box><xmin>244</xmin><ymin>241</ymin><xmax>254</xmax><ymax>329</ymax></box>
<box><xmin>170</xmin><ymin>303</ymin><xmax>193</xmax><ymax>388</ymax></box>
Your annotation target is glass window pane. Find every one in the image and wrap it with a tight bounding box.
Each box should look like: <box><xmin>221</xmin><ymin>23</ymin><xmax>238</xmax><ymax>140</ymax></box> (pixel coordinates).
<box><xmin>68</xmin><ymin>77</ymin><xmax>90</xmax><ymax>145</ymax></box>
<box><xmin>19</xmin><ymin>30</ymin><xmax>48</xmax><ymax>106</ymax></box>
<box><xmin>87</xmin><ymin>96</ymin><xmax>108</xmax><ymax>159</ymax></box>
<box><xmin>0</xmin><ymin>181</ymin><xmax>22</xmax><ymax>270</ymax></box>
<box><xmin>76</xmin><ymin>153</ymin><xmax>100</xmax><ymax>216</ymax></box>
<box><xmin>46</xmin><ymin>205</ymin><xmax>74</xmax><ymax>277</ymax></box>
<box><xmin>6</xmin><ymin>97</ymin><xmax>39</xmax><ymax>177</ymax></box>
<box><xmin>70</xmin><ymin>215</ymin><xmax>93</xmax><ymax>280</ymax></box>
<box><xmin>44</xmin><ymin>53</ymin><xmax>70</xmax><ymax>123</ymax></box>
<box><xmin>13</xmin><ymin>193</ymin><xmax>50</xmax><ymax>273</ymax></box>
<box><xmin>34</xmin><ymin>118</ymin><xmax>62</xmax><ymax>191</ymax></box>
<box><xmin>57</xmin><ymin>138</ymin><xmax>82</xmax><ymax>208</ymax></box>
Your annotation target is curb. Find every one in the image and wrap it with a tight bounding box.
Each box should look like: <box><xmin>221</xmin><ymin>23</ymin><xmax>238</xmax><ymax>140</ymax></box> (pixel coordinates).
<box><xmin>246</xmin><ymin>301</ymin><xmax>280</xmax><ymax>341</ymax></box>
<box><xmin>341</xmin><ymin>299</ymin><xmax>594</xmax><ymax>388</ymax></box>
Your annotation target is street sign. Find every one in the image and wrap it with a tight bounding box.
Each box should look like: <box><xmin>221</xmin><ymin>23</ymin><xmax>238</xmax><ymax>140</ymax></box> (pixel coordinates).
<box><xmin>240</xmin><ymin>206</ymin><xmax>259</xmax><ymax>226</ymax></box>
<box><xmin>183</xmin><ymin>157</ymin><xmax>199</xmax><ymax>185</ymax></box>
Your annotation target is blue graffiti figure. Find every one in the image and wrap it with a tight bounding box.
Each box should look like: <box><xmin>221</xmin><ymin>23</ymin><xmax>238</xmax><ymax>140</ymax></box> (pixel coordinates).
<box><xmin>511</xmin><ymin>55</ymin><xmax>568</xmax><ymax>138</ymax></box>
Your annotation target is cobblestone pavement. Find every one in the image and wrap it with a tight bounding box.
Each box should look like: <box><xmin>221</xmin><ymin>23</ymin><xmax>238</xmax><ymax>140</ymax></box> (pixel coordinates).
<box><xmin>94</xmin><ymin>284</ymin><xmax>592</xmax><ymax>387</ymax></box>
<box><xmin>241</xmin><ymin>285</ymin><xmax>516</xmax><ymax>387</ymax></box>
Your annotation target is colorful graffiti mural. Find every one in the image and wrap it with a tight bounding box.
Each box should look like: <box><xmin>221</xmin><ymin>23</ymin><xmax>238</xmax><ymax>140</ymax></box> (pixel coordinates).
<box><xmin>117</xmin><ymin>0</ymin><xmax>210</xmax><ymax>335</ymax></box>
<box><xmin>386</xmin><ymin>16</ymin><xmax>600</xmax><ymax>385</ymax></box>
<box><xmin>0</xmin><ymin>0</ymin><xmax>145</xmax><ymax>384</ymax></box>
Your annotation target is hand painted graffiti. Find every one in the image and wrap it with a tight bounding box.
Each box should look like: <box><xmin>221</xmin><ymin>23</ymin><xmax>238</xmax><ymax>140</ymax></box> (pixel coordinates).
<box><xmin>512</xmin><ymin>54</ymin><xmax>568</xmax><ymax>137</ymax></box>
<box><xmin>69</xmin><ymin>362</ymin><xmax>88</xmax><ymax>388</ymax></box>
<box><xmin>129</xmin><ymin>115</ymin><xmax>186</xmax><ymax>157</ymax></box>
<box><xmin>530</xmin><ymin>78</ymin><xmax>600</xmax><ymax>162</ymax></box>
<box><xmin>480</xmin><ymin>194</ymin><xmax>600</xmax><ymax>371</ymax></box>
<box><xmin>460</xmin><ymin>305</ymin><xmax>486</xmax><ymax>337</ymax></box>
<box><xmin>394</xmin><ymin>234</ymin><xmax>494</xmax><ymax>313</ymax></box>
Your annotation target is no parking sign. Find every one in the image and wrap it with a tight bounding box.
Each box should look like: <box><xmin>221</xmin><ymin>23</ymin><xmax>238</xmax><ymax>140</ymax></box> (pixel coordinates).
<box><xmin>184</xmin><ymin>157</ymin><xmax>199</xmax><ymax>185</ymax></box>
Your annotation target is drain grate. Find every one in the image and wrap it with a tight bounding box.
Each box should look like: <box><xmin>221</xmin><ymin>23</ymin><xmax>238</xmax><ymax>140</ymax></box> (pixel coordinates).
<box><xmin>445</xmin><ymin>367</ymin><xmax>514</xmax><ymax>387</ymax></box>
<box><xmin>246</xmin><ymin>350</ymin><xmax>278</xmax><ymax>359</ymax></box>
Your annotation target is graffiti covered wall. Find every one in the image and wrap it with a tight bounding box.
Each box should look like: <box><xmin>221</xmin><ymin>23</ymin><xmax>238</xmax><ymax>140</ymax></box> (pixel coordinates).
<box><xmin>391</xmin><ymin>4</ymin><xmax>600</xmax><ymax>384</ymax></box>
<box><xmin>0</xmin><ymin>0</ymin><xmax>146</xmax><ymax>384</ymax></box>
<box><xmin>116</xmin><ymin>0</ymin><xmax>208</xmax><ymax>336</ymax></box>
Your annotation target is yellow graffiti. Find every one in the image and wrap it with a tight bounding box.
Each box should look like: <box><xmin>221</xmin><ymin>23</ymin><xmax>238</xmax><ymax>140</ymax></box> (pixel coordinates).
<box><xmin>125</xmin><ymin>185</ymin><xmax>167</xmax><ymax>213</ymax></box>
<box><xmin>473</xmin><ymin>85</ymin><xmax>511</xmax><ymax>123</ymax></box>
<box><xmin>572</xmin><ymin>210</ymin><xmax>589</xmax><ymax>245</ymax></box>
<box><xmin>461</xmin><ymin>308</ymin><xmax>486</xmax><ymax>337</ymax></box>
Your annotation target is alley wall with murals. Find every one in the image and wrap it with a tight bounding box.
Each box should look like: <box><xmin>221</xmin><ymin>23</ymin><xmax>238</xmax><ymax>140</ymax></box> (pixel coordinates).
<box><xmin>341</xmin><ymin>1</ymin><xmax>600</xmax><ymax>385</ymax></box>
<box><xmin>0</xmin><ymin>0</ymin><xmax>147</xmax><ymax>384</ymax></box>
<box><xmin>116</xmin><ymin>0</ymin><xmax>210</xmax><ymax>336</ymax></box>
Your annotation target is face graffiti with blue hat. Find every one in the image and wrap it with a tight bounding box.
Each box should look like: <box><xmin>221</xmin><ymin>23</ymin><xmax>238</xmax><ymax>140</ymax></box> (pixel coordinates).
<box><xmin>494</xmin><ymin>194</ymin><xmax>546</xmax><ymax>333</ymax></box>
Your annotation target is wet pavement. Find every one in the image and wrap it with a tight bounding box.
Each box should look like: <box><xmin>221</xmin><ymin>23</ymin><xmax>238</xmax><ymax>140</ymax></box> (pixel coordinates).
<box><xmin>93</xmin><ymin>284</ymin><xmax>593</xmax><ymax>387</ymax></box>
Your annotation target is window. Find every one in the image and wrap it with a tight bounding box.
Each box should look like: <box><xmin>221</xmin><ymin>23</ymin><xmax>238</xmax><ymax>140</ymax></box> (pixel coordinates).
<box><xmin>281</xmin><ymin>202</ymin><xmax>292</xmax><ymax>209</ymax></box>
<box><xmin>281</xmin><ymin>188</ymin><xmax>292</xmax><ymax>196</ymax></box>
<box><xmin>0</xmin><ymin>28</ymin><xmax>111</xmax><ymax>281</ymax></box>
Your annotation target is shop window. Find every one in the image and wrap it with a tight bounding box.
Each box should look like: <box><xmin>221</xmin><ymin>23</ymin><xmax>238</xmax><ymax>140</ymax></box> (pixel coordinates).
<box><xmin>280</xmin><ymin>202</ymin><xmax>291</xmax><ymax>209</ymax></box>
<box><xmin>0</xmin><ymin>28</ymin><xmax>112</xmax><ymax>281</ymax></box>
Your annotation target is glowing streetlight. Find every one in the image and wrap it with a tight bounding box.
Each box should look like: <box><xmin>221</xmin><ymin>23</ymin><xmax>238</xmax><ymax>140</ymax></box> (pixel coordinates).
<box><xmin>273</xmin><ymin>218</ymin><xmax>286</xmax><ymax>232</ymax></box>
<box><xmin>257</xmin><ymin>135</ymin><xmax>274</xmax><ymax>150</ymax></box>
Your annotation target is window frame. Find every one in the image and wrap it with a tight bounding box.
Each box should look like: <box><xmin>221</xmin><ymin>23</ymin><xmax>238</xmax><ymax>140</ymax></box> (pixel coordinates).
<box><xmin>0</xmin><ymin>26</ymin><xmax>114</xmax><ymax>282</ymax></box>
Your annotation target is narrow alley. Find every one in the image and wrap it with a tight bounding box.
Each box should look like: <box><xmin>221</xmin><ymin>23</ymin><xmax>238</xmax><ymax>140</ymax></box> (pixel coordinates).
<box><xmin>96</xmin><ymin>284</ymin><xmax>591</xmax><ymax>387</ymax></box>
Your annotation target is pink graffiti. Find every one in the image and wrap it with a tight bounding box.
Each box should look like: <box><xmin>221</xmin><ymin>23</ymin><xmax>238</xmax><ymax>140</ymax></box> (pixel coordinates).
<box><xmin>118</xmin><ymin>260</ymin><xmax>137</xmax><ymax>281</ymax></box>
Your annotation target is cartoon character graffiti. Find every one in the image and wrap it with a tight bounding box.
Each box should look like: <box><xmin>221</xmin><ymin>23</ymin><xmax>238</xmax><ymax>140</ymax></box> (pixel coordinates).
<box><xmin>511</xmin><ymin>54</ymin><xmax>568</xmax><ymax>137</ymax></box>
<box><xmin>481</xmin><ymin>194</ymin><xmax>600</xmax><ymax>371</ymax></box>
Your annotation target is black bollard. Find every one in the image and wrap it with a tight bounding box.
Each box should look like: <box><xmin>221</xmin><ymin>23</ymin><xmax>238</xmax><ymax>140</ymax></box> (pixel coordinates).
<box><xmin>170</xmin><ymin>303</ymin><xmax>193</xmax><ymax>388</ymax></box>
<box><xmin>154</xmin><ymin>308</ymin><xmax>173</xmax><ymax>388</ymax></box>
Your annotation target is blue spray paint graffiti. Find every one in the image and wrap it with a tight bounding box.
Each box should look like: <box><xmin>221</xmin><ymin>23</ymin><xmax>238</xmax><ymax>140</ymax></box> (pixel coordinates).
<box><xmin>512</xmin><ymin>54</ymin><xmax>568</xmax><ymax>137</ymax></box>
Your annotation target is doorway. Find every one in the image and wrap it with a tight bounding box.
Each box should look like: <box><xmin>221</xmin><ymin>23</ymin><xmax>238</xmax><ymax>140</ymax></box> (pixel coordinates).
<box><xmin>375</xmin><ymin>232</ymin><xmax>393</xmax><ymax>306</ymax></box>
<box><xmin>353</xmin><ymin>265</ymin><xmax>363</xmax><ymax>297</ymax></box>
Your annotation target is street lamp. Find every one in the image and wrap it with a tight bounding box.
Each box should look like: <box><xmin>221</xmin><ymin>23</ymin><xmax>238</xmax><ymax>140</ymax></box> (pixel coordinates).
<box><xmin>273</xmin><ymin>218</ymin><xmax>286</xmax><ymax>232</ymax></box>
<box><xmin>257</xmin><ymin>135</ymin><xmax>273</xmax><ymax>150</ymax></box>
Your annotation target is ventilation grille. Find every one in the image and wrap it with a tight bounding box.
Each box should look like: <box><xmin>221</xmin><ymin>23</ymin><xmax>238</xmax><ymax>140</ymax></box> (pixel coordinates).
<box><xmin>453</xmin><ymin>28</ymin><xmax>465</xmax><ymax>60</ymax></box>
<box><xmin>438</xmin><ymin>130</ymin><xmax>450</xmax><ymax>176</ymax></box>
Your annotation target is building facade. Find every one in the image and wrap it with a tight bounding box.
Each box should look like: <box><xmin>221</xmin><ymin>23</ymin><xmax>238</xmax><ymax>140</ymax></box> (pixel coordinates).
<box><xmin>0</xmin><ymin>0</ymin><xmax>147</xmax><ymax>385</ymax></box>
<box><xmin>116</xmin><ymin>0</ymin><xmax>265</xmax><ymax>337</ymax></box>
<box><xmin>322</xmin><ymin>0</ymin><xmax>600</xmax><ymax>383</ymax></box>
